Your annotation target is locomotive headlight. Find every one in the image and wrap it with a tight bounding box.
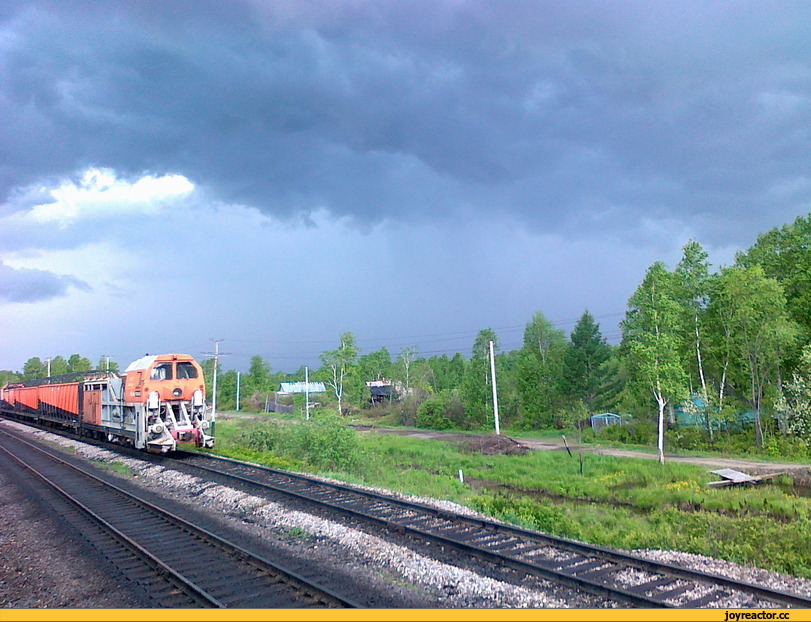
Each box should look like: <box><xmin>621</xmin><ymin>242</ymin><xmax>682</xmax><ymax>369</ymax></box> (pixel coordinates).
<box><xmin>172</xmin><ymin>388</ymin><xmax>182</xmax><ymax>398</ymax></box>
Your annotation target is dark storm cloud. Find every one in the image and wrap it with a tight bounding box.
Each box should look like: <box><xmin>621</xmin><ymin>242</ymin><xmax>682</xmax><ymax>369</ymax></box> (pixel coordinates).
<box><xmin>0</xmin><ymin>261</ymin><xmax>90</xmax><ymax>303</ymax></box>
<box><xmin>1</xmin><ymin>1</ymin><xmax>809</xmax><ymax>241</ymax></box>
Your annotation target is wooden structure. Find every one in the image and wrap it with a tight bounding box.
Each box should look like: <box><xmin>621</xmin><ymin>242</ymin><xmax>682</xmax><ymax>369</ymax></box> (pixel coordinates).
<box><xmin>707</xmin><ymin>468</ymin><xmax>786</xmax><ymax>487</ymax></box>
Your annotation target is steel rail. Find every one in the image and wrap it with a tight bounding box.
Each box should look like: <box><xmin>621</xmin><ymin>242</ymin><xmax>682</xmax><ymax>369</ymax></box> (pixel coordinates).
<box><xmin>0</xmin><ymin>428</ymin><xmax>361</xmax><ymax>609</ymax></box>
<box><xmin>0</xmin><ymin>439</ymin><xmax>224</xmax><ymax>607</ymax></box>
<box><xmin>169</xmin><ymin>452</ymin><xmax>671</xmax><ymax>607</ymax></box>
<box><xmin>172</xmin><ymin>450</ymin><xmax>811</xmax><ymax>609</ymax></box>
<box><xmin>3</xmin><ymin>417</ymin><xmax>807</xmax><ymax>609</ymax></box>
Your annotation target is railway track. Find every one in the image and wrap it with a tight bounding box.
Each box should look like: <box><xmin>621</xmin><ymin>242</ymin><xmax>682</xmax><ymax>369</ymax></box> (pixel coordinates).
<box><xmin>160</xmin><ymin>449</ymin><xmax>811</xmax><ymax>609</ymax></box>
<box><xmin>0</xmin><ymin>427</ymin><xmax>360</xmax><ymax>609</ymax></box>
<box><xmin>3</xmin><ymin>417</ymin><xmax>809</xmax><ymax>609</ymax></box>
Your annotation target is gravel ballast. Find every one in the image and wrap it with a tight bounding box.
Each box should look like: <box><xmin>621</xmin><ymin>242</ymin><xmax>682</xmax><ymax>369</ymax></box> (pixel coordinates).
<box><xmin>2</xmin><ymin>419</ymin><xmax>809</xmax><ymax>609</ymax></box>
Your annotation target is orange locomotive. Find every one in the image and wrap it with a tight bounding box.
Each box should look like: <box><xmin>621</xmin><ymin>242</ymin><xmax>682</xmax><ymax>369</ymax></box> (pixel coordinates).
<box><xmin>0</xmin><ymin>353</ymin><xmax>214</xmax><ymax>453</ymax></box>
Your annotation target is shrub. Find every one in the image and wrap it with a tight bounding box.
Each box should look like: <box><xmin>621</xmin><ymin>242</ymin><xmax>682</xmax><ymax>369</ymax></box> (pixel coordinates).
<box><xmin>763</xmin><ymin>434</ymin><xmax>810</xmax><ymax>459</ymax></box>
<box><xmin>233</xmin><ymin>422</ymin><xmax>284</xmax><ymax>453</ymax></box>
<box><xmin>416</xmin><ymin>394</ymin><xmax>454</xmax><ymax>430</ymax></box>
<box><xmin>397</xmin><ymin>395</ymin><xmax>422</xmax><ymax>427</ymax></box>
<box><xmin>666</xmin><ymin>426</ymin><xmax>714</xmax><ymax>451</ymax></box>
<box><xmin>228</xmin><ymin>415</ymin><xmax>364</xmax><ymax>473</ymax></box>
<box><xmin>598</xmin><ymin>420</ymin><xmax>656</xmax><ymax>445</ymax></box>
<box><xmin>286</xmin><ymin>412</ymin><xmax>365</xmax><ymax>472</ymax></box>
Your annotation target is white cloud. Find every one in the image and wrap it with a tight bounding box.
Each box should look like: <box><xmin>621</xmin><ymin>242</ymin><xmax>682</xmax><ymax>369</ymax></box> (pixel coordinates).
<box><xmin>27</xmin><ymin>168</ymin><xmax>194</xmax><ymax>227</ymax></box>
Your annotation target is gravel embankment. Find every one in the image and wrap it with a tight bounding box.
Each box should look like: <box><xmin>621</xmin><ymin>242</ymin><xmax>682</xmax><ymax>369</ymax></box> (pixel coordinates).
<box><xmin>2</xmin><ymin>419</ymin><xmax>810</xmax><ymax>609</ymax></box>
<box><xmin>0</xmin><ymin>459</ymin><xmax>152</xmax><ymax>608</ymax></box>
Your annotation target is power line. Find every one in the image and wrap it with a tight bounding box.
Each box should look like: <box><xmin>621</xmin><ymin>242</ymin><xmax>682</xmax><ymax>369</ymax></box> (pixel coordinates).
<box><xmin>223</xmin><ymin>311</ymin><xmax>627</xmax><ymax>349</ymax></box>
<box><xmin>196</xmin><ymin>310</ymin><xmax>628</xmax><ymax>369</ymax></box>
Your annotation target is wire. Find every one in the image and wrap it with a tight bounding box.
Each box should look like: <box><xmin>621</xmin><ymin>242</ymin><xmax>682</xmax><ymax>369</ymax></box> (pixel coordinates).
<box><xmin>205</xmin><ymin>309</ymin><xmax>627</xmax><ymax>367</ymax></box>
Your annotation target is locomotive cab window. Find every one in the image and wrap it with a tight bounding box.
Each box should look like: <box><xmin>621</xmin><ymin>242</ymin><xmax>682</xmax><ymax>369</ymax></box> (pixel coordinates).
<box><xmin>150</xmin><ymin>363</ymin><xmax>173</xmax><ymax>380</ymax></box>
<box><xmin>176</xmin><ymin>362</ymin><xmax>198</xmax><ymax>379</ymax></box>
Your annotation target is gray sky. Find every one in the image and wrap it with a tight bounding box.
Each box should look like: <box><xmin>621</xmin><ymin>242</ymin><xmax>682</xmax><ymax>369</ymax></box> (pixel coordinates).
<box><xmin>1</xmin><ymin>0</ymin><xmax>809</xmax><ymax>373</ymax></box>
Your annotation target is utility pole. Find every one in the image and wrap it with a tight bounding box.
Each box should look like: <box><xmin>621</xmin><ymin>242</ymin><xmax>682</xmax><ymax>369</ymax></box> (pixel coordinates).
<box><xmin>489</xmin><ymin>340</ymin><xmax>500</xmax><ymax>436</ymax></box>
<box><xmin>204</xmin><ymin>339</ymin><xmax>229</xmax><ymax>435</ymax></box>
<box><xmin>236</xmin><ymin>371</ymin><xmax>240</xmax><ymax>412</ymax></box>
<box><xmin>305</xmin><ymin>366</ymin><xmax>310</xmax><ymax>421</ymax></box>
<box><xmin>46</xmin><ymin>357</ymin><xmax>51</xmax><ymax>378</ymax></box>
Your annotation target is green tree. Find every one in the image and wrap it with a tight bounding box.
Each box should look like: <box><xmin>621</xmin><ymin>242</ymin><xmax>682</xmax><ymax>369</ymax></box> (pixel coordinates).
<box><xmin>396</xmin><ymin>346</ymin><xmax>418</xmax><ymax>394</ymax></box>
<box><xmin>494</xmin><ymin>349</ymin><xmax>522</xmax><ymax>426</ymax></box>
<box><xmin>594</xmin><ymin>348</ymin><xmax>636</xmax><ymax>414</ymax></box>
<box><xmin>621</xmin><ymin>262</ymin><xmax>688</xmax><ymax>464</ymax></box>
<box><xmin>359</xmin><ymin>347</ymin><xmax>392</xmax><ymax>381</ymax></box>
<box><xmin>737</xmin><ymin>213</ymin><xmax>811</xmax><ymax>339</ymax></box>
<box><xmin>426</xmin><ymin>353</ymin><xmax>466</xmax><ymax>393</ymax></box>
<box><xmin>97</xmin><ymin>355</ymin><xmax>120</xmax><ymax>373</ymax></box>
<box><xmin>200</xmin><ymin>357</ymin><xmax>221</xmax><ymax>403</ymax></box>
<box><xmin>564</xmin><ymin>310</ymin><xmax>610</xmax><ymax>412</ymax></box>
<box><xmin>67</xmin><ymin>354</ymin><xmax>92</xmax><ymax>373</ymax></box>
<box><xmin>0</xmin><ymin>370</ymin><xmax>21</xmax><ymax>387</ymax></box>
<box><xmin>777</xmin><ymin>345</ymin><xmax>811</xmax><ymax>446</ymax></box>
<box><xmin>461</xmin><ymin>328</ymin><xmax>499</xmax><ymax>429</ymax></box>
<box><xmin>319</xmin><ymin>332</ymin><xmax>360</xmax><ymax>415</ymax></box>
<box><xmin>674</xmin><ymin>240</ymin><xmax>713</xmax><ymax>437</ymax></box>
<box><xmin>218</xmin><ymin>370</ymin><xmax>239</xmax><ymax>411</ymax></box>
<box><xmin>517</xmin><ymin>312</ymin><xmax>566</xmax><ymax>428</ymax></box>
<box><xmin>472</xmin><ymin>328</ymin><xmax>499</xmax><ymax>358</ymax></box>
<box><xmin>22</xmin><ymin>357</ymin><xmax>46</xmax><ymax>380</ymax></box>
<box><xmin>245</xmin><ymin>355</ymin><xmax>271</xmax><ymax>392</ymax></box>
<box><xmin>49</xmin><ymin>355</ymin><xmax>68</xmax><ymax>376</ymax></box>
<box><xmin>708</xmin><ymin>265</ymin><xmax>799</xmax><ymax>448</ymax></box>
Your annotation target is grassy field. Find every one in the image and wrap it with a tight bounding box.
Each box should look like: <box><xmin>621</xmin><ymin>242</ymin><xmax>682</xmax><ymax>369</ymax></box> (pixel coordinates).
<box><xmin>208</xmin><ymin>416</ymin><xmax>811</xmax><ymax>578</ymax></box>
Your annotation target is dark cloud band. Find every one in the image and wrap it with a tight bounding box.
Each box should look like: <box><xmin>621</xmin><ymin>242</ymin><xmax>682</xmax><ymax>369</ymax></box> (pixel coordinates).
<box><xmin>0</xmin><ymin>261</ymin><xmax>90</xmax><ymax>303</ymax></box>
<box><xmin>1</xmin><ymin>1</ymin><xmax>809</xmax><ymax>243</ymax></box>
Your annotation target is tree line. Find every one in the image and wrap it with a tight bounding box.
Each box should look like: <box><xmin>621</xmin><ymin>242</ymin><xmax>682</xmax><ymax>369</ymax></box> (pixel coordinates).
<box><xmin>197</xmin><ymin>213</ymin><xmax>811</xmax><ymax>458</ymax></box>
<box><xmin>5</xmin><ymin>214</ymin><xmax>811</xmax><ymax>457</ymax></box>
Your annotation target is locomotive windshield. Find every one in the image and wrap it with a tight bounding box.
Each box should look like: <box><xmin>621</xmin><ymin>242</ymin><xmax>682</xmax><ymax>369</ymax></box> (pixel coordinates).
<box><xmin>176</xmin><ymin>362</ymin><xmax>198</xmax><ymax>379</ymax></box>
<box><xmin>150</xmin><ymin>363</ymin><xmax>173</xmax><ymax>380</ymax></box>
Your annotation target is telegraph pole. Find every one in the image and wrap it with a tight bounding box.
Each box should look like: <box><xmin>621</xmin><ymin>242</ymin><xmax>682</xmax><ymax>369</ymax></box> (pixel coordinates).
<box><xmin>236</xmin><ymin>371</ymin><xmax>240</xmax><ymax>412</ymax></box>
<box><xmin>46</xmin><ymin>357</ymin><xmax>51</xmax><ymax>377</ymax></box>
<box><xmin>489</xmin><ymin>340</ymin><xmax>501</xmax><ymax>436</ymax></box>
<box><xmin>204</xmin><ymin>339</ymin><xmax>229</xmax><ymax>435</ymax></box>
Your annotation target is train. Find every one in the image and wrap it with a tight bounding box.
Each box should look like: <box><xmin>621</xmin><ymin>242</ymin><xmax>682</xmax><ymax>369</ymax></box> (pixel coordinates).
<box><xmin>0</xmin><ymin>353</ymin><xmax>214</xmax><ymax>453</ymax></box>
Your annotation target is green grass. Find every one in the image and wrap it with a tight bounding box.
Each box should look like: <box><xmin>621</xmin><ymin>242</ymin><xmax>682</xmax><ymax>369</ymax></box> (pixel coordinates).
<box><xmin>98</xmin><ymin>460</ymin><xmax>136</xmax><ymax>477</ymax></box>
<box><xmin>287</xmin><ymin>526</ymin><xmax>314</xmax><ymax>540</ymax></box>
<box><xmin>207</xmin><ymin>419</ymin><xmax>811</xmax><ymax>578</ymax></box>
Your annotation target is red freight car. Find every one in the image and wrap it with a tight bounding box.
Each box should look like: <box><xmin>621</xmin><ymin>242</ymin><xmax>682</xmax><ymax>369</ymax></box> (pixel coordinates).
<box><xmin>0</xmin><ymin>354</ymin><xmax>214</xmax><ymax>453</ymax></box>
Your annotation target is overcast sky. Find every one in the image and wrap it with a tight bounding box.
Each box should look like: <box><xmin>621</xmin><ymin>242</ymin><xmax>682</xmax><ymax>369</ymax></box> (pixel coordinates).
<box><xmin>1</xmin><ymin>0</ymin><xmax>809</xmax><ymax>374</ymax></box>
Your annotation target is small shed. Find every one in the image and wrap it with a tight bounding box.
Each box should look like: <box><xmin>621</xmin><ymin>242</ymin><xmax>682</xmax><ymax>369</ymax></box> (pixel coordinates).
<box><xmin>590</xmin><ymin>412</ymin><xmax>622</xmax><ymax>431</ymax></box>
<box><xmin>365</xmin><ymin>379</ymin><xmax>402</xmax><ymax>405</ymax></box>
